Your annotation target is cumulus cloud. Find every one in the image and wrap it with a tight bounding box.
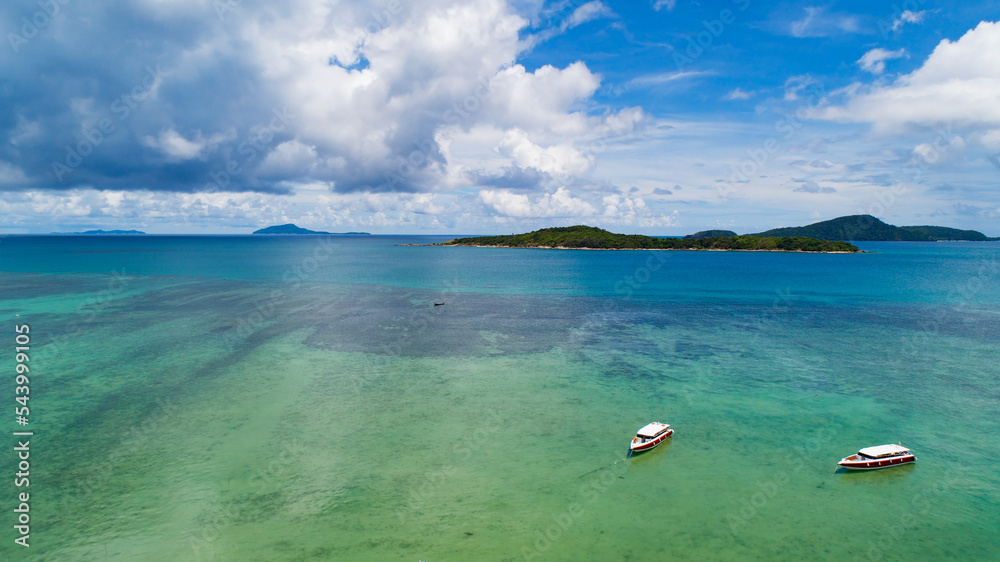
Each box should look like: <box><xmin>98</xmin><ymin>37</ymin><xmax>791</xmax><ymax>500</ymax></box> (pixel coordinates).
<box><xmin>857</xmin><ymin>48</ymin><xmax>906</xmax><ymax>75</ymax></box>
<box><xmin>601</xmin><ymin>193</ymin><xmax>646</xmax><ymax>221</ymax></box>
<box><xmin>818</xmin><ymin>21</ymin><xmax>1000</xmax><ymax>133</ymax></box>
<box><xmin>479</xmin><ymin>186</ymin><xmax>596</xmax><ymax>217</ymax></box>
<box><xmin>652</xmin><ymin>0</ymin><xmax>676</xmax><ymax>11</ymax></box>
<box><xmin>476</xmin><ymin>186</ymin><xmax>678</xmax><ymax>227</ymax></box>
<box><xmin>0</xmin><ymin>0</ymin><xmax>621</xmax><ymax>197</ymax></box>
<box><xmin>496</xmin><ymin>129</ymin><xmax>593</xmax><ymax>178</ymax></box>
<box><xmin>481</xmin><ymin>62</ymin><xmax>601</xmax><ymax>136</ymax></box>
<box><xmin>0</xmin><ymin>185</ymin><xmax>465</xmax><ymax>233</ymax></box>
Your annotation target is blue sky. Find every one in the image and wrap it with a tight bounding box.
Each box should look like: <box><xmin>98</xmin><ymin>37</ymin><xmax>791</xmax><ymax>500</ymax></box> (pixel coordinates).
<box><xmin>1</xmin><ymin>0</ymin><xmax>998</xmax><ymax>234</ymax></box>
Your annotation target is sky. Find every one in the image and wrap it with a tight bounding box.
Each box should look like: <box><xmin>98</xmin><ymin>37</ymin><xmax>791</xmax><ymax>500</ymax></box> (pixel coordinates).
<box><xmin>1</xmin><ymin>0</ymin><xmax>999</xmax><ymax>235</ymax></box>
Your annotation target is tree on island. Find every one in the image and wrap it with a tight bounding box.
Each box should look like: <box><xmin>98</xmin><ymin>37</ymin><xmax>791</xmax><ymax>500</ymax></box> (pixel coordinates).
<box><xmin>441</xmin><ymin>225</ymin><xmax>861</xmax><ymax>252</ymax></box>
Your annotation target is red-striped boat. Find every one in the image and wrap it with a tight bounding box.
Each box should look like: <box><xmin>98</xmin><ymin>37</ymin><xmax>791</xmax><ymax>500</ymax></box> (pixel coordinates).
<box><xmin>630</xmin><ymin>422</ymin><xmax>673</xmax><ymax>453</ymax></box>
<box><xmin>838</xmin><ymin>444</ymin><xmax>916</xmax><ymax>471</ymax></box>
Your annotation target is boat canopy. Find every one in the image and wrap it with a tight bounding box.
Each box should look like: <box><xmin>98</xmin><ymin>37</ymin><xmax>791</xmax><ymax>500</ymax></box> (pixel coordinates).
<box><xmin>636</xmin><ymin>422</ymin><xmax>670</xmax><ymax>438</ymax></box>
<box><xmin>858</xmin><ymin>444</ymin><xmax>909</xmax><ymax>458</ymax></box>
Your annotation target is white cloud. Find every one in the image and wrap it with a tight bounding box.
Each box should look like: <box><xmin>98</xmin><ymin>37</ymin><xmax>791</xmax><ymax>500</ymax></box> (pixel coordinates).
<box><xmin>793</xmin><ymin>180</ymin><xmax>836</xmax><ymax>194</ymax></box>
<box><xmin>8</xmin><ymin>116</ymin><xmax>42</xmax><ymax>148</ymax></box>
<box><xmin>912</xmin><ymin>136</ymin><xmax>966</xmax><ymax>165</ymax></box>
<box><xmin>479</xmin><ymin>186</ymin><xmax>596</xmax><ymax>217</ymax></box>
<box><xmin>788</xmin><ymin>7</ymin><xmax>859</xmax><ymax>38</ymax></box>
<box><xmin>482</xmin><ymin>62</ymin><xmax>601</xmax><ymax>137</ymax></box>
<box><xmin>621</xmin><ymin>71</ymin><xmax>709</xmax><ymax>91</ymax></box>
<box><xmin>818</xmin><ymin>21</ymin><xmax>1000</xmax><ymax>132</ymax></box>
<box><xmin>601</xmin><ymin>193</ymin><xmax>651</xmax><ymax>224</ymax></box>
<box><xmin>652</xmin><ymin>0</ymin><xmax>676</xmax><ymax>11</ymax></box>
<box><xmin>258</xmin><ymin>140</ymin><xmax>319</xmax><ymax>177</ymax></box>
<box><xmin>521</xmin><ymin>1</ymin><xmax>613</xmax><ymax>49</ymax></box>
<box><xmin>857</xmin><ymin>48</ymin><xmax>906</xmax><ymax>75</ymax></box>
<box><xmin>892</xmin><ymin>10</ymin><xmax>926</xmax><ymax>32</ymax></box>
<box><xmin>496</xmin><ymin>129</ymin><xmax>594</xmax><ymax>178</ymax></box>
<box><xmin>724</xmin><ymin>88</ymin><xmax>752</xmax><ymax>100</ymax></box>
<box><xmin>0</xmin><ymin>161</ymin><xmax>30</xmax><ymax>184</ymax></box>
<box><xmin>563</xmin><ymin>1</ymin><xmax>613</xmax><ymax>30</ymax></box>
<box><xmin>141</xmin><ymin>128</ymin><xmax>228</xmax><ymax>161</ymax></box>
<box><xmin>977</xmin><ymin>129</ymin><xmax>1000</xmax><ymax>151</ymax></box>
<box><xmin>783</xmin><ymin>75</ymin><xmax>820</xmax><ymax>101</ymax></box>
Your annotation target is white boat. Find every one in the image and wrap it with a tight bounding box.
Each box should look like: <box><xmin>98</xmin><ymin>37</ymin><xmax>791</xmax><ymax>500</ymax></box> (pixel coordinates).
<box><xmin>630</xmin><ymin>422</ymin><xmax>673</xmax><ymax>453</ymax></box>
<box><xmin>838</xmin><ymin>444</ymin><xmax>916</xmax><ymax>471</ymax></box>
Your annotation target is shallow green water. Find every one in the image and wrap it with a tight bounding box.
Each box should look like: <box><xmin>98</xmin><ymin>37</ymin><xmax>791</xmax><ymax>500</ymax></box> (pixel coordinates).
<box><xmin>1</xmin><ymin>237</ymin><xmax>998</xmax><ymax>560</ymax></box>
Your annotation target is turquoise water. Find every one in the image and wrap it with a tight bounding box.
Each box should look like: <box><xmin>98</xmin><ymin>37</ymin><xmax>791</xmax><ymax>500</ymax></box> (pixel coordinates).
<box><xmin>1</xmin><ymin>236</ymin><xmax>998</xmax><ymax>560</ymax></box>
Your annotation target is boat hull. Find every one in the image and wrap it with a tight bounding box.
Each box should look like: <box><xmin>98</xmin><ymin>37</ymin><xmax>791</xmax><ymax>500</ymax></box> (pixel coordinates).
<box><xmin>630</xmin><ymin>428</ymin><xmax>673</xmax><ymax>453</ymax></box>
<box><xmin>838</xmin><ymin>454</ymin><xmax>916</xmax><ymax>471</ymax></box>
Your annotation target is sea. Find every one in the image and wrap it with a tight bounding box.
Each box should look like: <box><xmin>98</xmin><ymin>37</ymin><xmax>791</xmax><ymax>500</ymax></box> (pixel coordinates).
<box><xmin>0</xmin><ymin>235</ymin><xmax>997</xmax><ymax>561</ymax></box>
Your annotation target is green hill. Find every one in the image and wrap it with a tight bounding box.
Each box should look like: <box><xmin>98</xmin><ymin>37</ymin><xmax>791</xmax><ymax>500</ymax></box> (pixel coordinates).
<box><xmin>684</xmin><ymin>230</ymin><xmax>738</xmax><ymax>240</ymax></box>
<box><xmin>897</xmin><ymin>225</ymin><xmax>993</xmax><ymax>241</ymax></box>
<box><xmin>754</xmin><ymin>215</ymin><xmax>992</xmax><ymax>241</ymax></box>
<box><xmin>442</xmin><ymin>225</ymin><xmax>860</xmax><ymax>252</ymax></box>
<box><xmin>252</xmin><ymin>224</ymin><xmax>370</xmax><ymax>235</ymax></box>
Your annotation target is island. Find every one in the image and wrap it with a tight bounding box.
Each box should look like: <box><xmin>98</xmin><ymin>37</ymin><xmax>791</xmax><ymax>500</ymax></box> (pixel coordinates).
<box><xmin>438</xmin><ymin>226</ymin><xmax>861</xmax><ymax>252</ymax></box>
<box><xmin>50</xmin><ymin>229</ymin><xmax>146</xmax><ymax>235</ymax></box>
<box><xmin>252</xmin><ymin>224</ymin><xmax>371</xmax><ymax>235</ymax></box>
<box><xmin>684</xmin><ymin>229</ymin><xmax>737</xmax><ymax>240</ymax></box>
<box><xmin>753</xmin><ymin>215</ymin><xmax>997</xmax><ymax>241</ymax></box>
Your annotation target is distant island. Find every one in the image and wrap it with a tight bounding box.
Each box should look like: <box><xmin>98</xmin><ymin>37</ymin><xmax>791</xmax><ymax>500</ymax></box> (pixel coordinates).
<box><xmin>252</xmin><ymin>224</ymin><xmax>371</xmax><ymax>235</ymax></box>
<box><xmin>50</xmin><ymin>229</ymin><xmax>146</xmax><ymax>235</ymax></box>
<box><xmin>439</xmin><ymin>226</ymin><xmax>861</xmax><ymax>253</ymax></box>
<box><xmin>753</xmin><ymin>215</ymin><xmax>998</xmax><ymax>241</ymax></box>
<box><xmin>684</xmin><ymin>230</ymin><xmax>738</xmax><ymax>240</ymax></box>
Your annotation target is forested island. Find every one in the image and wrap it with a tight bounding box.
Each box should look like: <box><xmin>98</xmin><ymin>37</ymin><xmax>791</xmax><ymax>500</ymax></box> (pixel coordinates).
<box><xmin>439</xmin><ymin>226</ymin><xmax>861</xmax><ymax>252</ymax></box>
<box><xmin>252</xmin><ymin>224</ymin><xmax>370</xmax><ymax>235</ymax></box>
<box><xmin>753</xmin><ymin>215</ymin><xmax>997</xmax><ymax>241</ymax></box>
